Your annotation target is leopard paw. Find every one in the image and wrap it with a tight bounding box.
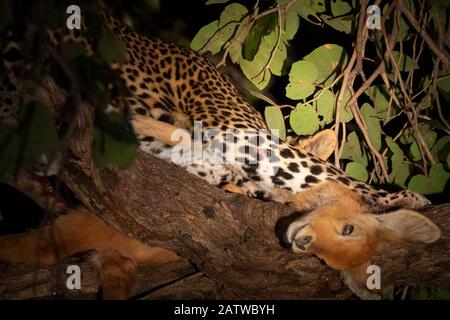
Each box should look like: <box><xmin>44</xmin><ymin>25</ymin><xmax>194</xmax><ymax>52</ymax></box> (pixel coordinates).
<box><xmin>383</xmin><ymin>191</ymin><xmax>431</xmax><ymax>210</ymax></box>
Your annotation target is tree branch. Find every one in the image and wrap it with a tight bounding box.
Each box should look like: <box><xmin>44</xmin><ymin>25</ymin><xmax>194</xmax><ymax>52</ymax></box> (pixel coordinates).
<box><xmin>2</xmin><ymin>72</ymin><xmax>450</xmax><ymax>300</ymax></box>
<box><xmin>397</xmin><ymin>0</ymin><xmax>450</xmax><ymax>69</ymax></box>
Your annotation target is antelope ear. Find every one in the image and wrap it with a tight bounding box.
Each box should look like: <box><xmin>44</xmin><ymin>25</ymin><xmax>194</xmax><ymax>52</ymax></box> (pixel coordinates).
<box><xmin>297</xmin><ymin>129</ymin><xmax>336</xmax><ymax>161</ymax></box>
<box><xmin>377</xmin><ymin>209</ymin><xmax>441</xmax><ymax>244</ymax></box>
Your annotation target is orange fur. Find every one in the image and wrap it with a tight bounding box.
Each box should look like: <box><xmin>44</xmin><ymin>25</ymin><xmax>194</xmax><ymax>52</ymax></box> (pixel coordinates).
<box><xmin>274</xmin><ymin>182</ymin><xmax>379</xmax><ymax>269</ymax></box>
<box><xmin>222</xmin><ymin>183</ymin><xmax>247</xmax><ymax>194</ymax></box>
<box><xmin>295</xmin><ymin>129</ymin><xmax>336</xmax><ymax>161</ymax></box>
<box><xmin>0</xmin><ymin>208</ymin><xmax>181</xmax><ymax>299</ymax></box>
<box><xmin>274</xmin><ymin>182</ymin><xmax>440</xmax><ymax>272</ymax></box>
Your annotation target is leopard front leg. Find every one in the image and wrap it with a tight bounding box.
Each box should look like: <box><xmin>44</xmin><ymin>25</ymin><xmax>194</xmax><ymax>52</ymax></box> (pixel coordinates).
<box><xmin>358</xmin><ymin>188</ymin><xmax>431</xmax><ymax>212</ymax></box>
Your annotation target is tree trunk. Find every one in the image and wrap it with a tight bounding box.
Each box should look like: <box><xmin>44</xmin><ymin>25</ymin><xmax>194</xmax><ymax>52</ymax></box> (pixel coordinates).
<box><xmin>61</xmin><ymin>147</ymin><xmax>450</xmax><ymax>299</ymax></box>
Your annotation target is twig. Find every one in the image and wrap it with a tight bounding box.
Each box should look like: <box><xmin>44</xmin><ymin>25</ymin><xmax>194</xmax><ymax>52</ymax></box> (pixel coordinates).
<box><xmin>252</xmin><ymin>0</ymin><xmax>296</xmax><ymax>21</ymax></box>
<box><xmin>382</xmin><ymin>21</ymin><xmax>436</xmax><ymax>169</ymax></box>
<box><xmin>216</xmin><ymin>0</ymin><xmax>296</xmax><ymax>69</ymax></box>
<box><xmin>349</xmin><ymin>96</ymin><xmax>389</xmax><ymax>181</ymax></box>
<box><xmin>305</xmin><ymin>73</ymin><xmax>343</xmax><ymax>105</ymax></box>
<box><xmin>200</xmin><ymin>21</ymin><xmax>239</xmax><ymax>55</ymax></box>
<box><xmin>333</xmin><ymin>51</ymin><xmax>356</xmax><ymax>168</ymax></box>
<box><xmin>346</xmin><ymin>62</ymin><xmax>385</xmax><ymax>108</ymax></box>
<box><xmin>333</xmin><ymin>0</ymin><xmax>369</xmax><ymax>168</ymax></box>
<box><xmin>431</xmin><ymin>10</ymin><xmax>450</xmax><ymax>134</ymax></box>
<box><xmin>405</xmin><ymin>1</ymin><xmax>426</xmax><ymax>89</ymax></box>
<box><xmin>337</xmin><ymin>122</ymin><xmax>346</xmax><ymax>164</ymax></box>
<box><xmin>46</xmin><ymin>47</ymin><xmax>85</xmax><ymax>154</ymax></box>
<box><xmin>252</xmin><ymin>8</ymin><xmax>283</xmax><ymax>83</ymax></box>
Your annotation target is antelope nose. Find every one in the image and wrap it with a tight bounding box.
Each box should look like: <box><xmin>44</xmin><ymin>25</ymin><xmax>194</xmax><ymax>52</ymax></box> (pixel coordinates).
<box><xmin>294</xmin><ymin>235</ymin><xmax>312</xmax><ymax>249</ymax></box>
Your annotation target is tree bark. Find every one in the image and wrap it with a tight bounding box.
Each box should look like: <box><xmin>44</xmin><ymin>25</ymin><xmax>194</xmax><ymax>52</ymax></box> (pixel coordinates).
<box><xmin>60</xmin><ymin>146</ymin><xmax>450</xmax><ymax>299</ymax></box>
<box><xmin>0</xmin><ymin>255</ymin><xmax>201</xmax><ymax>299</ymax></box>
<box><xmin>1</xmin><ymin>77</ymin><xmax>449</xmax><ymax>300</ymax></box>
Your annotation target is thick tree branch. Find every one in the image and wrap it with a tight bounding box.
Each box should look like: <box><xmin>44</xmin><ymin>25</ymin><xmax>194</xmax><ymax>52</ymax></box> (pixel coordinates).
<box><xmin>0</xmin><ymin>255</ymin><xmax>200</xmax><ymax>299</ymax></box>
<box><xmin>1</xmin><ymin>76</ymin><xmax>450</xmax><ymax>300</ymax></box>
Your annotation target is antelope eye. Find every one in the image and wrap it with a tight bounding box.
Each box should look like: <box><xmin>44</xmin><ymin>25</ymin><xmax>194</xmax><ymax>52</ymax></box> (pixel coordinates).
<box><xmin>342</xmin><ymin>224</ymin><xmax>354</xmax><ymax>236</ymax></box>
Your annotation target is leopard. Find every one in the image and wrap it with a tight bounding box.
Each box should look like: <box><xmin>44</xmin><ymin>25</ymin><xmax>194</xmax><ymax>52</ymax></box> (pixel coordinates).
<box><xmin>97</xmin><ymin>8</ymin><xmax>433</xmax><ymax>211</ymax></box>
<box><xmin>0</xmin><ymin>3</ymin><xmax>441</xmax><ymax>300</ymax></box>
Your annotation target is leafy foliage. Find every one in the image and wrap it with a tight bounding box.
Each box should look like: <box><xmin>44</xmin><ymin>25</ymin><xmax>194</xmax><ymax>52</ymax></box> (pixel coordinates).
<box><xmin>264</xmin><ymin>106</ymin><xmax>286</xmax><ymax>140</ymax></box>
<box><xmin>0</xmin><ymin>0</ymin><xmax>136</xmax><ymax>178</ymax></box>
<box><xmin>192</xmin><ymin>0</ymin><xmax>450</xmax><ymax>194</ymax></box>
<box><xmin>93</xmin><ymin>113</ymin><xmax>138</xmax><ymax>169</ymax></box>
<box><xmin>0</xmin><ymin>103</ymin><xmax>59</xmax><ymax>179</ymax></box>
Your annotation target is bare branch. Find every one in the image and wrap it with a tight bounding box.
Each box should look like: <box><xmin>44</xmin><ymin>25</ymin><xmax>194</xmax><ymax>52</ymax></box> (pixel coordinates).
<box><xmin>397</xmin><ymin>0</ymin><xmax>450</xmax><ymax>69</ymax></box>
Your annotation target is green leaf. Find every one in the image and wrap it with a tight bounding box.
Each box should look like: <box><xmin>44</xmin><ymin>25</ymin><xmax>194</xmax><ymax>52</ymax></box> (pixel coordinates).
<box><xmin>293</xmin><ymin>0</ymin><xmax>326</xmax><ymax>23</ymax></box>
<box><xmin>399</xmin><ymin>127</ymin><xmax>414</xmax><ymax>144</ymax></box>
<box><xmin>398</xmin><ymin>17</ymin><xmax>410</xmax><ymax>39</ymax></box>
<box><xmin>431</xmin><ymin>136</ymin><xmax>450</xmax><ymax>163</ymax></box>
<box><xmin>410</xmin><ymin>131</ymin><xmax>437</xmax><ymax>161</ymax></box>
<box><xmin>331</xmin><ymin>0</ymin><xmax>353</xmax><ymax>16</ymax></box>
<box><xmin>285</xmin><ymin>9</ymin><xmax>300</xmax><ymax>41</ymax></box>
<box><xmin>229</xmin><ymin>16</ymin><xmax>252</xmax><ymax>63</ymax></box>
<box><xmin>345</xmin><ymin>161</ymin><xmax>368</xmax><ymax>182</ymax></box>
<box><xmin>259</xmin><ymin>14</ymin><xmax>278</xmax><ymax>36</ymax></box>
<box><xmin>206</xmin><ymin>0</ymin><xmax>230</xmax><ymax>4</ymax></box>
<box><xmin>339</xmin><ymin>89</ymin><xmax>354</xmax><ymax>123</ymax></box>
<box><xmin>432</xmin><ymin>289</ymin><xmax>450</xmax><ymax>300</ymax></box>
<box><xmin>418</xmin><ymin>93</ymin><xmax>433</xmax><ymax>110</ymax></box>
<box><xmin>360</xmin><ymin>103</ymin><xmax>382</xmax><ymax>150</ymax></box>
<box><xmin>239</xmin><ymin>20</ymin><xmax>288</xmax><ymax>89</ymax></box>
<box><xmin>97</xmin><ymin>31</ymin><xmax>126</xmax><ymax>64</ymax></box>
<box><xmin>303</xmin><ymin>44</ymin><xmax>348</xmax><ymax>85</ymax></box>
<box><xmin>437</xmin><ymin>74</ymin><xmax>450</xmax><ymax>102</ymax></box>
<box><xmin>93</xmin><ymin>112</ymin><xmax>138</xmax><ymax>168</ymax></box>
<box><xmin>385</xmin><ymin>137</ymin><xmax>404</xmax><ymax>157</ymax></box>
<box><xmin>218</xmin><ymin>3</ymin><xmax>248</xmax><ymax>28</ymax></box>
<box><xmin>289</xmin><ymin>104</ymin><xmax>319</xmax><ymax>136</ymax></box>
<box><xmin>387</xmin><ymin>136</ymin><xmax>409</xmax><ymax>188</ymax></box>
<box><xmin>286</xmin><ymin>60</ymin><xmax>319</xmax><ymax>100</ymax></box>
<box><xmin>191</xmin><ymin>3</ymin><xmax>248</xmax><ymax>55</ymax></box>
<box><xmin>315</xmin><ymin>89</ymin><xmax>335</xmax><ymax>125</ymax></box>
<box><xmin>408</xmin><ymin>163</ymin><xmax>450</xmax><ymax>195</ymax></box>
<box><xmin>231</xmin><ymin>3</ymin><xmax>295</xmax><ymax>89</ymax></box>
<box><xmin>391</xmin><ymin>51</ymin><xmax>418</xmax><ymax>72</ymax></box>
<box><xmin>0</xmin><ymin>103</ymin><xmax>59</xmax><ymax>179</ymax></box>
<box><xmin>409</xmin><ymin>288</ymin><xmax>432</xmax><ymax>300</ymax></box>
<box><xmin>382</xmin><ymin>4</ymin><xmax>410</xmax><ymax>38</ymax></box>
<box><xmin>21</xmin><ymin>104</ymin><xmax>59</xmax><ymax>156</ymax></box>
<box><xmin>243</xmin><ymin>13</ymin><xmax>277</xmax><ymax>61</ymax></box>
<box><xmin>246</xmin><ymin>89</ymin><xmax>277</xmax><ymax>105</ymax></box>
<box><xmin>268</xmin><ymin>36</ymin><xmax>288</xmax><ymax>77</ymax></box>
<box><xmin>190</xmin><ymin>20</ymin><xmax>239</xmax><ymax>55</ymax></box>
<box><xmin>264</xmin><ymin>106</ymin><xmax>286</xmax><ymax>141</ymax></box>
<box><xmin>242</xmin><ymin>30</ymin><xmax>262</xmax><ymax>62</ymax></box>
<box><xmin>389</xmin><ymin>155</ymin><xmax>410</xmax><ymax>188</ymax></box>
<box><xmin>190</xmin><ymin>20</ymin><xmax>220</xmax><ymax>53</ymax></box>
<box><xmin>322</xmin><ymin>0</ymin><xmax>354</xmax><ymax>34</ymax></box>
<box><xmin>321</xmin><ymin>14</ymin><xmax>353</xmax><ymax>34</ymax></box>
<box><xmin>366</xmin><ymin>85</ymin><xmax>393</xmax><ymax>121</ymax></box>
<box><xmin>341</xmin><ymin>131</ymin><xmax>368</xmax><ymax>166</ymax></box>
